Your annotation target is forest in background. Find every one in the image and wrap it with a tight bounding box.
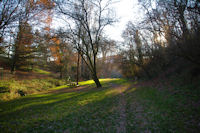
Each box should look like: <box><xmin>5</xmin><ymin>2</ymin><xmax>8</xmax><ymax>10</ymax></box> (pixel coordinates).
<box><xmin>0</xmin><ymin>0</ymin><xmax>199</xmax><ymax>88</ymax></box>
<box><xmin>0</xmin><ymin>0</ymin><xmax>122</xmax><ymax>84</ymax></box>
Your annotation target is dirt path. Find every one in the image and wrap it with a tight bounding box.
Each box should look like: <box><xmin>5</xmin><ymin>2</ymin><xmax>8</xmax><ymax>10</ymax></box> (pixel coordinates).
<box><xmin>46</xmin><ymin>82</ymin><xmax>130</xmax><ymax>133</ymax></box>
<box><xmin>48</xmin><ymin>82</ymin><xmax>133</xmax><ymax>133</ymax></box>
<box><xmin>115</xmin><ymin>84</ymin><xmax>131</xmax><ymax>133</ymax></box>
<box><xmin>116</xmin><ymin>88</ymin><xmax>127</xmax><ymax>133</ymax></box>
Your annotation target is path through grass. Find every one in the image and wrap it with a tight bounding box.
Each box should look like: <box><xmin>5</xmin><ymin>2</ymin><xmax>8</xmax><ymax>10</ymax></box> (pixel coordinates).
<box><xmin>0</xmin><ymin>78</ymin><xmax>199</xmax><ymax>132</ymax></box>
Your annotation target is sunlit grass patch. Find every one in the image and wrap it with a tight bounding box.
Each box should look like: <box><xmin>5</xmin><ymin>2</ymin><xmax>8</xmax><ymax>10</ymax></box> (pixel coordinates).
<box><xmin>0</xmin><ymin>79</ymin><xmax>67</xmax><ymax>101</ymax></box>
<box><xmin>33</xmin><ymin>68</ymin><xmax>51</xmax><ymax>75</ymax></box>
<box><xmin>78</xmin><ymin>78</ymin><xmax>125</xmax><ymax>86</ymax></box>
<box><xmin>78</xmin><ymin>78</ymin><xmax>110</xmax><ymax>86</ymax></box>
<box><xmin>49</xmin><ymin>85</ymin><xmax>69</xmax><ymax>90</ymax></box>
<box><xmin>125</xmin><ymin>87</ymin><xmax>137</xmax><ymax>93</ymax></box>
<box><xmin>110</xmin><ymin>78</ymin><xmax>129</xmax><ymax>84</ymax></box>
<box><xmin>78</xmin><ymin>79</ymin><xmax>95</xmax><ymax>86</ymax></box>
<box><xmin>99</xmin><ymin>78</ymin><xmax>120</xmax><ymax>83</ymax></box>
<box><xmin>105</xmin><ymin>88</ymin><xmax>122</xmax><ymax>96</ymax></box>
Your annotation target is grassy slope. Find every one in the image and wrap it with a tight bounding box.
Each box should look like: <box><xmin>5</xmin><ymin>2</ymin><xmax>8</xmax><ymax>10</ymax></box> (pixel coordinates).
<box><xmin>33</xmin><ymin>68</ymin><xmax>51</xmax><ymax>75</ymax></box>
<box><xmin>0</xmin><ymin>78</ymin><xmax>199</xmax><ymax>132</ymax></box>
<box><xmin>0</xmin><ymin>78</ymin><xmax>67</xmax><ymax>101</ymax></box>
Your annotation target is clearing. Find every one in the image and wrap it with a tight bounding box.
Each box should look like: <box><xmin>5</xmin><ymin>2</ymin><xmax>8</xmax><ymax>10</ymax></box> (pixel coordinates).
<box><xmin>0</xmin><ymin>78</ymin><xmax>200</xmax><ymax>132</ymax></box>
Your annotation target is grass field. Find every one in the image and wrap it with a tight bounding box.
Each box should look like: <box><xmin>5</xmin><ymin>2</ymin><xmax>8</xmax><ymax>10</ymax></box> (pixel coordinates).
<box><xmin>0</xmin><ymin>78</ymin><xmax>199</xmax><ymax>132</ymax></box>
<box><xmin>33</xmin><ymin>68</ymin><xmax>51</xmax><ymax>75</ymax></box>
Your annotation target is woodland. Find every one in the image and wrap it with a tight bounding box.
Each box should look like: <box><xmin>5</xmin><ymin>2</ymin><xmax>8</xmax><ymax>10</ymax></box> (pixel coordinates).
<box><xmin>0</xmin><ymin>0</ymin><xmax>200</xmax><ymax>132</ymax></box>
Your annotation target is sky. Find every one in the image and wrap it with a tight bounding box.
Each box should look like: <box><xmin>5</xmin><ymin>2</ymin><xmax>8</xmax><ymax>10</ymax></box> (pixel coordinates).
<box><xmin>104</xmin><ymin>0</ymin><xmax>141</xmax><ymax>42</ymax></box>
<box><xmin>52</xmin><ymin>0</ymin><xmax>142</xmax><ymax>42</ymax></box>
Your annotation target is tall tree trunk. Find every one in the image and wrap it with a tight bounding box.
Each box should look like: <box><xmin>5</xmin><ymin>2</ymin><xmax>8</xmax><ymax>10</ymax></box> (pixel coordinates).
<box><xmin>11</xmin><ymin>59</ymin><xmax>16</xmax><ymax>74</ymax></box>
<box><xmin>81</xmin><ymin>56</ymin><xmax>84</xmax><ymax>80</ymax></box>
<box><xmin>93</xmin><ymin>72</ymin><xmax>102</xmax><ymax>88</ymax></box>
<box><xmin>76</xmin><ymin>52</ymin><xmax>80</xmax><ymax>86</ymax></box>
<box><xmin>10</xmin><ymin>52</ymin><xmax>18</xmax><ymax>74</ymax></box>
<box><xmin>60</xmin><ymin>66</ymin><xmax>63</xmax><ymax>79</ymax></box>
<box><xmin>79</xmin><ymin>53</ymin><xmax>102</xmax><ymax>87</ymax></box>
<box><xmin>93</xmin><ymin>54</ymin><xmax>102</xmax><ymax>88</ymax></box>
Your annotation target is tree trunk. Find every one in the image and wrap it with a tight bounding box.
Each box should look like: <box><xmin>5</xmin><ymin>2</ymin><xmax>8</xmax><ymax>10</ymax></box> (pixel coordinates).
<box><xmin>10</xmin><ymin>54</ymin><xmax>17</xmax><ymax>74</ymax></box>
<box><xmin>142</xmin><ymin>66</ymin><xmax>152</xmax><ymax>79</ymax></box>
<box><xmin>93</xmin><ymin>73</ymin><xmax>102</xmax><ymax>88</ymax></box>
<box><xmin>93</xmin><ymin>54</ymin><xmax>102</xmax><ymax>88</ymax></box>
<box><xmin>60</xmin><ymin>67</ymin><xmax>63</xmax><ymax>79</ymax></box>
<box><xmin>11</xmin><ymin>60</ymin><xmax>16</xmax><ymax>74</ymax></box>
<box><xmin>76</xmin><ymin>52</ymin><xmax>80</xmax><ymax>86</ymax></box>
<box><xmin>79</xmin><ymin>53</ymin><xmax>102</xmax><ymax>87</ymax></box>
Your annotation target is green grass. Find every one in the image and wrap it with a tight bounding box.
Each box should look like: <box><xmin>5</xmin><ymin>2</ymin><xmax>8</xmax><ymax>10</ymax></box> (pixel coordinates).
<box><xmin>0</xmin><ymin>78</ymin><xmax>199</xmax><ymax>132</ymax></box>
<box><xmin>0</xmin><ymin>78</ymin><xmax>123</xmax><ymax>132</ymax></box>
<box><xmin>0</xmin><ymin>79</ymin><xmax>67</xmax><ymax>101</ymax></box>
<box><xmin>33</xmin><ymin>68</ymin><xmax>51</xmax><ymax>75</ymax></box>
<box><xmin>78</xmin><ymin>78</ymin><xmax>121</xmax><ymax>86</ymax></box>
<box><xmin>125</xmin><ymin>85</ymin><xmax>200</xmax><ymax>132</ymax></box>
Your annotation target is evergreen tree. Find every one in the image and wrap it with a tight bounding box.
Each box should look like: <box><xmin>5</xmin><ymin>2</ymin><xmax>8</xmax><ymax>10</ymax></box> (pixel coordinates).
<box><xmin>11</xmin><ymin>21</ymin><xmax>34</xmax><ymax>72</ymax></box>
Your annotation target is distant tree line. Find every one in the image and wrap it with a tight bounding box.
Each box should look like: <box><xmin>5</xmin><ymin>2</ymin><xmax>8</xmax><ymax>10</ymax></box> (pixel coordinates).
<box><xmin>0</xmin><ymin>0</ymin><xmax>119</xmax><ymax>88</ymax></box>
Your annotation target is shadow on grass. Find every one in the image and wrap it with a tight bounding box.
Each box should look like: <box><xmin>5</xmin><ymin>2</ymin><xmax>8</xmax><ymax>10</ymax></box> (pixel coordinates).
<box><xmin>0</xmin><ymin>82</ymin><xmax>125</xmax><ymax>133</ymax></box>
<box><xmin>123</xmin><ymin>85</ymin><xmax>200</xmax><ymax>133</ymax></box>
<box><xmin>0</xmin><ymin>78</ymin><xmax>123</xmax><ymax>115</ymax></box>
<box><xmin>3</xmin><ymin>78</ymin><xmax>199</xmax><ymax>132</ymax></box>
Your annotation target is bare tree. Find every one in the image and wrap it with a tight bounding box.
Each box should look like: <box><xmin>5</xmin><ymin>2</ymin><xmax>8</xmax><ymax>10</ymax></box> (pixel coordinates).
<box><xmin>0</xmin><ymin>0</ymin><xmax>22</xmax><ymax>37</ymax></box>
<box><xmin>122</xmin><ymin>22</ymin><xmax>152</xmax><ymax>78</ymax></box>
<box><xmin>120</xmin><ymin>0</ymin><xmax>200</xmax><ymax>79</ymax></box>
<box><xmin>0</xmin><ymin>0</ymin><xmax>53</xmax><ymax>36</ymax></box>
<box><xmin>98</xmin><ymin>37</ymin><xmax>116</xmax><ymax>78</ymax></box>
<box><xmin>55</xmin><ymin>0</ymin><xmax>116</xmax><ymax>87</ymax></box>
